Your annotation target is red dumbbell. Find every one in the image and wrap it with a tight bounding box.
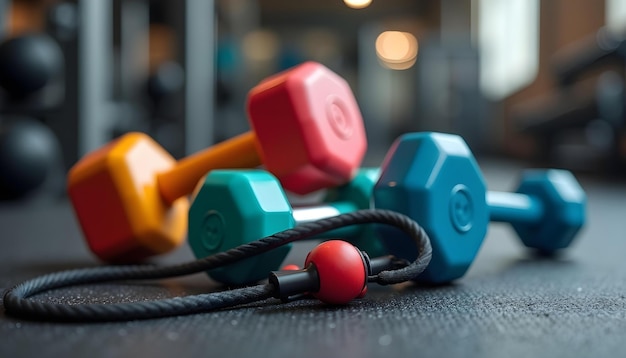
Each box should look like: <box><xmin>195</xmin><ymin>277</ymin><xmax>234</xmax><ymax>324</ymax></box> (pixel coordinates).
<box><xmin>68</xmin><ymin>62</ymin><xmax>367</xmax><ymax>262</ymax></box>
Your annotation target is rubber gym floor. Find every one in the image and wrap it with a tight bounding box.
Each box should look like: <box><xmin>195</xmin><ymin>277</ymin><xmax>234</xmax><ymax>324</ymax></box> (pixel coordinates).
<box><xmin>1</xmin><ymin>158</ymin><xmax>625</xmax><ymax>358</ymax></box>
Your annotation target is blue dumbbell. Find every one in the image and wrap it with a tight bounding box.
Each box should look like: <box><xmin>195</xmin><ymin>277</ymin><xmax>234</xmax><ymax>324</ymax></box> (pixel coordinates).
<box><xmin>487</xmin><ymin>172</ymin><xmax>586</xmax><ymax>252</ymax></box>
<box><xmin>374</xmin><ymin>132</ymin><xmax>587</xmax><ymax>284</ymax></box>
<box><xmin>188</xmin><ymin>169</ymin><xmax>386</xmax><ymax>285</ymax></box>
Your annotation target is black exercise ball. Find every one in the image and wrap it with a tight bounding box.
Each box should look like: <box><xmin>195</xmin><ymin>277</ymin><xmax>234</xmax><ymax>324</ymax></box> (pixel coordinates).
<box><xmin>0</xmin><ymin>118</ymin><xmax>61</xmax><ymax>200</ymax></box>
<box><xmin>0</xmin><ymin>34</ymin><xmax>64</xmax><ymax>98</ymax></box>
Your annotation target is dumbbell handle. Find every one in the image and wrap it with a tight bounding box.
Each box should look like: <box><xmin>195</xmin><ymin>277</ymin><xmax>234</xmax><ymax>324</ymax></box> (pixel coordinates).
<box><xmin>157</xmin><ymin>132</ymin><xmax>260</xmax><ymax>205</ymax></box>
<box><xmin>293</xmin><ymin>202</ymin><xmax>365</xmax><ymax>239</ymax></box>
<box><xmin>296</xmin><ymin>192</ymin><xmax>545</xmax><ymax>238</ymax></box>
<box><xmin>487</xmin><ymin>191</ymin><xmax>545</xmax><ymax>224</ymax></box>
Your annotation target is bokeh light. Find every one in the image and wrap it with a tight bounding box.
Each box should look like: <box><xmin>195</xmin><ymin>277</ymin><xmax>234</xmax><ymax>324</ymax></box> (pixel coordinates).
<box><xmin>375</xmin><ymin>31</ymin><xmax>418</xmax><ymax>70</ymax></box>
<box><xmin>343</xmin><ymin>0</ymin><xmax>373</xmax><ymax>10</ymax></box>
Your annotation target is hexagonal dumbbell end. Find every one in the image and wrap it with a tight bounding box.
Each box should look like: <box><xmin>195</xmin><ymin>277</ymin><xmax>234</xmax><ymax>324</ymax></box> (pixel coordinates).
<box><xmin>188</xmin><ymin>170</ymin><xmax>294</xmax><ymax>285</ymax></box>
<box><xmin>321</xmin><ymin>168</ymin><xmax>387</xmax><ymax>257</ymax></box>
<box><xmin>247</xmin><ymin>61</ymin><xmax>367</xmax><ymax>194</ymax></box>
<box><xmin>512</xmin><ymin>170</ymin><xmax>586</xmax><ymax>252</ymax></box>
<box><xmin>68</xmin><ymin>133</ymin><xmax>188</xmax><ymax>262</ymax></box>
<box><xmin>373</xmin><ymin>132</ymin><xmax>490</xmax><ymax>284</ymax></box>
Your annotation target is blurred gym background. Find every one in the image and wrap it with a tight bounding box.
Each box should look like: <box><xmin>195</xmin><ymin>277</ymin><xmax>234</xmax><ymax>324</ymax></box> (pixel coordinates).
<box><xmin>0</xmin><ymin>0</ymin><xmax>624</xmax><ymax>202</ymax></box>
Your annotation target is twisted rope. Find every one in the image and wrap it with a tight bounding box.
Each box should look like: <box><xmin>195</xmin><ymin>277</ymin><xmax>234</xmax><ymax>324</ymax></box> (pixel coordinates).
<box><xmin>3</xmin><ymin>209</ymin><xmax>432</xmax><ymax>322</ymax></box>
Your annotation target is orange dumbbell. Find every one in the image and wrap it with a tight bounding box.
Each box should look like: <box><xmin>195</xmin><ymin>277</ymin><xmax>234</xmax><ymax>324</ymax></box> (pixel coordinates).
<box><xmin>68</xmin><ymin>61</ymin><xmax>367</xmax><ymax>262</ymax></box>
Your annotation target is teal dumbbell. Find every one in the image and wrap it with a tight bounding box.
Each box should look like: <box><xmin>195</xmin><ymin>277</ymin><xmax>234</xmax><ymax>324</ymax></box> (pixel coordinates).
<box><xmin>374</xmin><ymin>132</ymin><xmax>587</xmax><ymax>284</ymax></box>
<box><xmin>188</xmin><ymin>169</ymin><xmax>385</xmax><ymax>285</ymax></box>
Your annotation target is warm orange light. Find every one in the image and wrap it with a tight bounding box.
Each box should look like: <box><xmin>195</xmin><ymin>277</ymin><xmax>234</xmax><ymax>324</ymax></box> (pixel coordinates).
<box><xmin>8</xmin><ymin>1</ymin><xmax>45</xmax><ymax>36</ymax></box>
<box><xmin>375</xmin><ymin>31</ymin><xmax>418</xmax><ymax>70</ymax></box>
<box><xmin>149</xmin><ymin>24</ymin><xmax>176</xmax><ymax>72</ymax></box>
<box><xmin>242</xmin><ymin>30</ymin><xmax>280</xmax><ymax>62</ymax></box>
<box><xmin>343</xmin><ymin>0</ymin><xmax>373</xmax><ymax>9</ymax></box>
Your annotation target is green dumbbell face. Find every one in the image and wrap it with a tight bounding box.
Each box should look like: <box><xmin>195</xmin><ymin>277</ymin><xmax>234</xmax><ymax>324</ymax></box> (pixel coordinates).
<box><xmin>374</xmin><ymin>132</ymin><xmax>490</xmax><ymax>284</ymax></box>
<box><xmin>188</xmin><ymin>170</ymin><xmax>294</xmax><ymax>285</ymax></box>
<box><xmin>323</xmin><ymin>168</ymin><xmax>387</xmax><ymax>257</ymax></box>
<box><xmin>513</xmin><ymin>170</ymin><xmax>586</xmax><ymax>252</ymax></box>
<box><xmin>325</xmin><ymin>168</ymin><xmax>379</xmax><ymax>209</ymax></box>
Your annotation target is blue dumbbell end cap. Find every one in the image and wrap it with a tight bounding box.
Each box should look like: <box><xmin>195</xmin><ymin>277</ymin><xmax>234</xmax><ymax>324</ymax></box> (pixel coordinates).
<box><xmin>513</xmin><ymin>169</ymin><xmax>586</xmax><ymax>252</ymax></box>
<box><xmin>374</xmin><ymin>132</ymin><xmax>490</xmax><ymax>283</ymax></box>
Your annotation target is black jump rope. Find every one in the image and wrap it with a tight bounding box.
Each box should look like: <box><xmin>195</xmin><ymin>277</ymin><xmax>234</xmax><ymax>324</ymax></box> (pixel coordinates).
<box><xmin>2</xmin><ymin>209</ymin><xmax>432</xmax><ymax>322</ymax></box>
